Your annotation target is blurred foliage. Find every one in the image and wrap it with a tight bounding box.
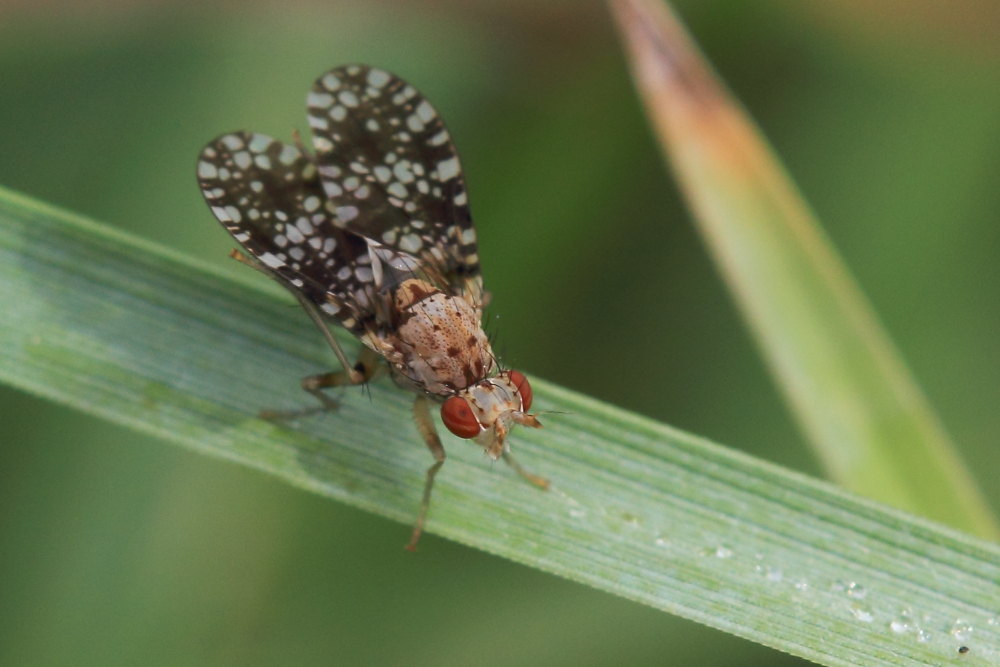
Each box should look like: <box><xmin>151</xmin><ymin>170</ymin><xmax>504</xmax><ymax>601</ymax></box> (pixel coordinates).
<box><xmin>0</xmin><ymin>1</ymin><xmax>997</xmax><ymax>665</ymax></box>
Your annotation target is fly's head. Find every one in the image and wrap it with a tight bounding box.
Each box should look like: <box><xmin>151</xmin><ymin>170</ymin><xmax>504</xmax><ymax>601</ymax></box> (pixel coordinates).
<box><xmin>439</xmin><ymin>370</ymin><xmax>540</xmax><ymax>459</ymax></box>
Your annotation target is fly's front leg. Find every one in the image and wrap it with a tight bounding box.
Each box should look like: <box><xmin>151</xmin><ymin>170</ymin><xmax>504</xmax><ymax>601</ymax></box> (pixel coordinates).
<box><xmin>502</xmin><ymin>451</ymin><xmax>550</xmax><ymax>490</ymax></box>
<box><xmin>406</xmin><ymin>394</ymin><xmax>446</xmax><ymax>552</ymax></box>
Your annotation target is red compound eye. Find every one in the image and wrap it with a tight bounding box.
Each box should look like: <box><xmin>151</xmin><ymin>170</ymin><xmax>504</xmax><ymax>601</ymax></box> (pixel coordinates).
<box><xmin>441</xmin><ymin>396</ymin><xmax>481</xmax><ymax>439</ymax></box>
<box><xmin>508</xmin><ymin>370</ymin><xmax>532</xmax><ymax>412</ymax></box>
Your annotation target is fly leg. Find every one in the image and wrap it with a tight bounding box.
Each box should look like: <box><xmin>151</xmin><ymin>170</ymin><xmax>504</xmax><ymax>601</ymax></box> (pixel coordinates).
<box><xmin>502</xmin><ymin>451</ymin><xmax>550</xmax><ymax>490</ymax></box>
<box><xmin>406</xmin><ymin>394</ymin><xmax>446</xmax><ymax>552</ymax></box>
<box><xmin>259</xmin><ymin>345</ymin><xmax>381</xmax><ymax>419</ymax></box>
<box><xmin>228</xmin><ymin>248</ymin><xmax>380</xmax><ymax>418</ymax></box>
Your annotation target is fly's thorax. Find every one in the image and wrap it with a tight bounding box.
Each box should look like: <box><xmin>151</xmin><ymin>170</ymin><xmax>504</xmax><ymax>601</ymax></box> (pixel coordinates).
<box><xmin>377</xmin><ymin>278</ymin><xmax>494</xmax><ymax>395</ymax></box>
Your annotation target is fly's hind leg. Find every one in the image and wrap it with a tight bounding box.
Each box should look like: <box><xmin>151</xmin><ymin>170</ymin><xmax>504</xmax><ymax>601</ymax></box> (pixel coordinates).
<box><xmin>406</xmin><ymin>395</ymin><xmax>446</xmax><ymax>552</ymax></box>
<box><xmin>228</xmin><ymin>249</ymin><xmax>382</xmax><ymax>419</ymax></box>
<box><xmin>272</xmin><ymin>296</ymin><xmax>383</xmax><ymax>417</ymax></box>
<box><xmin>259</xmin><ymin>345</ymin><xmax>381</xmax><ymax>420</ymax></box>
<box><xmin>299</xmin><ymin>346</ymin><xmax>379</xmax><ymax>411</ymax></box>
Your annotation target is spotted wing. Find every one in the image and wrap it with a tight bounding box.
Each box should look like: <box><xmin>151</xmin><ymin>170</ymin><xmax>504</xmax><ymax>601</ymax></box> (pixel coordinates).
<box><xmin>305</xmin><ymin>64</ymin><xmax>483</xmax><ymax>303</ymax></box>
<box><xmin>197</xmin><ymin>131</ymin><xmax>374</xmax><ymax>334</ymax></box>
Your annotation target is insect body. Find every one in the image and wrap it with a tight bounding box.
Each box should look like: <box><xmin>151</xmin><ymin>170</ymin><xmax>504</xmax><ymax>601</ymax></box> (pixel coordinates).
<box><xmin>197</xmin><ymin>64</ymin><xmax>547</xmax><ymax>549</ymax></box>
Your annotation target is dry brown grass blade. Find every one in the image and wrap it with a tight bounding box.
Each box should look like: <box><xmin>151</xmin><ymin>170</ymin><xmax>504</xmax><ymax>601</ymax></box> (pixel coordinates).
<box><xmin>609</xmin><ymin>0</ymin><xmax>998</xmax><ymax>539</ymax></box>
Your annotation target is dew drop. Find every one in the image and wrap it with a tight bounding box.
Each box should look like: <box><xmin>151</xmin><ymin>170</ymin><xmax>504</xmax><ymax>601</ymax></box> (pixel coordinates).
<box><xmin>755</xmin><ymin>565</ymin><xmax>783</xmax><ymax>582</ymax></box>
<box><xmin>889</xmin><ymin>607</ymin><xmax>920</xmax><ymax>638</ymax></box>
<box><xmin>653</xmin><ymin>535</ymin><xmax>670</xmax><ymax>548</ymax></box>
<box><xmin>889</xmin><ymin>619</ymin><xmax>911</xmax><ymax>634</ymax></box>
<box><xmin>950</xmin><ymin>619</ymin><xmax>973</xmax><ymax>642</ymax></box>
<box><xmin>832</xmin><ymin>580</ymin><xmax>865</xmax><ymax>596</ymax></box>
<box><xmin>849</xmin><ymin>604</ymin><xmax>874</xmax><ymax>623</ymax></box>
<box><xmin>845</xmin><ymin>582</ymin><xmax>867</xmax><ymax>600</ymax></box>
<box><xmin>916</xmin><ymin>629</ymin><xmax>932</xmax><ymax>643</ymax></box>
<box><xmin>700</xmin><ymin>545</ymin><xmax>734</xmax><ymax>558</ymax></box>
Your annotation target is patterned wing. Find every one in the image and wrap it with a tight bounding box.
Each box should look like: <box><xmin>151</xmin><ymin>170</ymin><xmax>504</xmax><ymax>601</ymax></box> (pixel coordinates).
<box><xmin>305</xmin><ymin>64</ymin><xmax>483</xmax><ymax>303</ymax></box>
<box><xmin>197</xmin><ymin>131</ymin><xmax>375</xmax><ymax>334</ymax></box>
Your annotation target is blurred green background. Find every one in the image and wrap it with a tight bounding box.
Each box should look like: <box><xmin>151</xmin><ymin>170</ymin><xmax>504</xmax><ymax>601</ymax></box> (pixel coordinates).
<box><xmin>2</xmin><ymin>1</ymin><xmax>998</xmax><ymax>665</ymax></box>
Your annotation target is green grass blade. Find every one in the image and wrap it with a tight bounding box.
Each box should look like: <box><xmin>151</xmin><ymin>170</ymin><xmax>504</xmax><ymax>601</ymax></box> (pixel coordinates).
<box><xmin>3</xmin><ymin>188</ymin><xmax>1000</xmax><ymax>664</ymax></box>
<box><xmin>609</xmin><ymin>0</ymin><xmax>999</xmax><ymax>539</ymax></box>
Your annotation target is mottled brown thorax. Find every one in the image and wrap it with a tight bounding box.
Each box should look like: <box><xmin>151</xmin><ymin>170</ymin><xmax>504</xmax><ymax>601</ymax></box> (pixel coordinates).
<box><xmin>371</xmin><ymin>278</ymin><xmax>494</xmax><ymax>395</ymax></box>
